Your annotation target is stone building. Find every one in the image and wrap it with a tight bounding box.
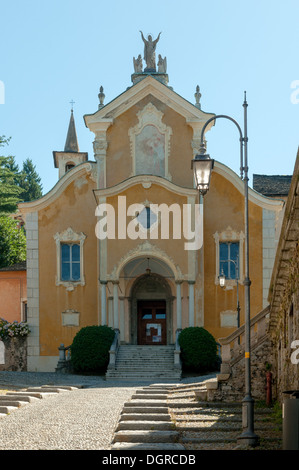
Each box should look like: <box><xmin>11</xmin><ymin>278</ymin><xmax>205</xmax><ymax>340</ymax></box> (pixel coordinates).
<box><xmin>268</xmin><ymin>152</ymin><xmax>299</xmax><ymax>400</ymax></box>
<box><xmin>19</xmin><ymin>35</ymin><xmax>284</xmax><ymax>373</ymax></box>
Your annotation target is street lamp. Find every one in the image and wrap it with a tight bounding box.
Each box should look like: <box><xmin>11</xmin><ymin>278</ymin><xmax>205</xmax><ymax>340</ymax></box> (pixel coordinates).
<box><xmin>192</xmin><ymin>92</ymin><xmax>259</xmax><ymax>447</ymax></box>
<box><xmin>218</xmin><ymin>269</ymin><xmax>226</xmax><ymax>288</ymax></box>
<box><xmin>191</xmin><ymin>151</ymin><xmax>214</xmax><ymax>196</ymax></box>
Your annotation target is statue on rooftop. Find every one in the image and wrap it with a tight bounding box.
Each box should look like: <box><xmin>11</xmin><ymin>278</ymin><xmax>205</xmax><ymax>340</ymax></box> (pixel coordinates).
<box><xmin>133</xmin><ymin>54</ymin><xmax>143</xmax><ymax>73</ymax></box>
<box><xmin>157</xmin><ymin>54</ymin><xmax>167</xmax><ymax>73</ymax></box>
<box><xmin>140</xmin><ymin>31</ymin><xmax>161</xmax><ymax>70</ymax></box>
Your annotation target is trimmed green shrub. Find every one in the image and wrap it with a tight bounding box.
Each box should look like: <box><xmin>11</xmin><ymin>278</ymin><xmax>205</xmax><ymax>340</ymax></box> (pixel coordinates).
<box><xmin>178</xmin><ymin>326</ymin><xmax>218</xmax><ymax>372</ymax></box>
<box><xmin>70</xmin><ymin>325</ymin><xmax>115</xmax><ymax>374</ymax></box>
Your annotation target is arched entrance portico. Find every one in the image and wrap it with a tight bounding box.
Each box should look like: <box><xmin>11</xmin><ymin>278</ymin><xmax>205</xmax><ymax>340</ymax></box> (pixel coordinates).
<box><xmin>102</xmin><ymin>246</ymin><xmax>188</xmax><ymax>344</ymax></box>
<box><xmin>129</xmin><ymin>272</ymin><xmax>173</xmax><ymax>345</ymax></box>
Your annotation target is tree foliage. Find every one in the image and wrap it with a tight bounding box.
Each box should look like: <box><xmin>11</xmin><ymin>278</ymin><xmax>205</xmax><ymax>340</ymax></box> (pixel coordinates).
<box><xmin>19</xmin><ymin>158</ymin><xmax>43</xmax><ymax>202</ymax></box>
<box><xmin>0</xmin><ymin>136</ymin><xmax>43</xmax><ymax>213</ymax></box>
<box><xmin>0</xmin><ymin>215</ymin><xmax>26</xmax><ymax>268</ymax></box>
<box><xmin>0</xmin><ymin>135</ymin><xmax>42</xmax><ymax>268</ymax></box>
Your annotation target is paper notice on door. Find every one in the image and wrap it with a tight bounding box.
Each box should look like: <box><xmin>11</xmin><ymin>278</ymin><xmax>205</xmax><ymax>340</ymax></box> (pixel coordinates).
<box><xmin>146</xmin><ymin>323</ymin><xmax>162</xmax><ymax>342</ymax></box>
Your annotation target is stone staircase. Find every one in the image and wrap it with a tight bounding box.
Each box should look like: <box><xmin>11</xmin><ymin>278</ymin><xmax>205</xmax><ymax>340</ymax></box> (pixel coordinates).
<box><xmin>0</xmin><ymin>385</ymin><xmax>81</xmax><ymax>418</ymax></box>
<box><xmin>110</xmin><ymin>379</ymin><xmax>282</xmax><ymax>450</ymax></box>
<box><xmin>105</xmin><ymin>345</ymin><xmax>181</xmax><ymax>381</ymax></box>
<box><xmin>111</xmin><ymin>384</ymin><xmax>184</xmax><ymax>450</ymax></box>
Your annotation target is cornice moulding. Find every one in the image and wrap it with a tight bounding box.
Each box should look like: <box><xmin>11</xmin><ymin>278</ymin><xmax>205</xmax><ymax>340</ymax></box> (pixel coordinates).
<box><xmin>84</xmin><ymin>76</ymin><xmax>215</xmax><ymax>126</ymax></box>
<box><xmin>93</xmin><ymin>175</ymin><xmax>198</xmax><ymax>200</ymax></box>
<box><xmin>18</xmin><ymin>162</ymin><xmax>97</xmax><ymax>216</ymax></box>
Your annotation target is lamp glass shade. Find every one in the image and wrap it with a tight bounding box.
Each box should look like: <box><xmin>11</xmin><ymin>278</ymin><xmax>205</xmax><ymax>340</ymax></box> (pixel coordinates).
<box><xmin>219</xmin><ymin>273</ymin><xmax>226</xmax><ymax>288</ymax></box>
<box><xmin>192</xmin><ymin>155</ymin><xmax>214</xmax><ymax>195</ymax></box>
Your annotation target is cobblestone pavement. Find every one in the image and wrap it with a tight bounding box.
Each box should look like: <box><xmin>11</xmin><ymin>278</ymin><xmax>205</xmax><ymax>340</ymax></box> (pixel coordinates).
<box><xmin>0</xmin><ymin>371</ymin><xmax>214</xmax><ymax>451</ymax></box>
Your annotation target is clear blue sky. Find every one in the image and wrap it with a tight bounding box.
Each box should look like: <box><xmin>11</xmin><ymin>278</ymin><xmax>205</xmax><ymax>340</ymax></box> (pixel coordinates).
<box><xmin>1</xmin><ymin>0</ymin><xmax>299</xmax><ymax>195</ymax></box>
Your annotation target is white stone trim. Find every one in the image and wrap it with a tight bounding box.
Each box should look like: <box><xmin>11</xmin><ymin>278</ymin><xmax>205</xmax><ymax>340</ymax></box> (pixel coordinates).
<box><xmin>220</xmin><ymin>310</ymin><xmax>238</xmax><ymax>327</ymax></box>
<box><xmin>262</xmin><ymin>208</ymin><xmax>279</xmax><ymax>307</ymax></box>
<box><xmin>110</xmin><ymin>240</ymin><xmax>183</xmax><ymax>282</ymax></box>
<box><xmin>94</xmin><ymin>174</ymin><xmax>198</xmax><ymax>201</ymax></box>
<box><xmin>61</xmin><ymin>309</ymin><xmax>80</xmax><ymax>326</ymax></box>
<box><xmin>84</xmin><ymin>75</ymin><xmax>216</xmax><ymax>124</ymax></box>
<box><xmin>53</xmin><ymin>227</ymin><xmax>86</xmax><ymax>291</ymax></box>
<box><xmin>26</xmin><ymin>211</ymin><xmax>40</xmax><ymax>371</ymax></box>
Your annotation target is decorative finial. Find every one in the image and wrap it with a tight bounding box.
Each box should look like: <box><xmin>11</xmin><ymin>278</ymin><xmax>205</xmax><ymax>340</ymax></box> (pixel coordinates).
<box><xmin>98</xmin><ymin>86</ymin><xmax>105</xmax><ymax>109</ymax></box>
<box><xmin>70</xmin><ymin>100</ymin><xmax>75</xmax><ymax>112</ymax></box>
<box><xmin>195</xmin><ymin>85</ymin><xmax>201</xmax><ymax>109</ymax></box>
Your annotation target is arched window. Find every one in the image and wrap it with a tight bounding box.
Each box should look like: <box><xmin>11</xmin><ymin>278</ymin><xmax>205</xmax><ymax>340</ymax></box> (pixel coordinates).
<box><xmin>65</xmin><ymin>162</ymin><xmax>75</xmax><ymax>172</ymax></box>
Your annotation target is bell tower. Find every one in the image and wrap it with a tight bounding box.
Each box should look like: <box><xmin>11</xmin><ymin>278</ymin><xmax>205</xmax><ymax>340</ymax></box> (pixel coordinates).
<box><xmin>53</xmin><ymin>106</ymin><xmax>88</xmax><ymax>179</ymax></box>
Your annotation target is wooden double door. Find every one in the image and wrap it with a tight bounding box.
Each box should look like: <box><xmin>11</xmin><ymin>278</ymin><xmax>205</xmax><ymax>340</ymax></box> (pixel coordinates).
<box><xmin>137</xmin><ymin>300</ymin><xmax>167</xmax><ymax>345</ymax></box>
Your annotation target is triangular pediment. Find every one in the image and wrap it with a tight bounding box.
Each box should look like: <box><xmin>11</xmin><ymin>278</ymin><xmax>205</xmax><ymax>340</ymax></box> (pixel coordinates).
<box><xmin>84</xmin><ymin>75</ymin><xmax>215</xmax><ymax>133</ymax></box>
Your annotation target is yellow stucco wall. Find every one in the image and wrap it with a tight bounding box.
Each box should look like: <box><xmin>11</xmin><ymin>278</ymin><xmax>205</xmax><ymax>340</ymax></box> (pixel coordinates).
<box><xmin>38</xmin><ymin>174</ymin><xmax>98</xmax><ymax>356</ymax></box>
<box><xmin>203</xmin><ymin>171</ymin><xmax>263</xmax><ymax>341</ymax></box>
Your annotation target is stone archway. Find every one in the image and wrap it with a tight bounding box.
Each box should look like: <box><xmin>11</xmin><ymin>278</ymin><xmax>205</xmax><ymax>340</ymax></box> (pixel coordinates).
<box><xmin>129</xmin><ymin>273</ymin><xmax>173</xmax><ymax>345</ymax></box>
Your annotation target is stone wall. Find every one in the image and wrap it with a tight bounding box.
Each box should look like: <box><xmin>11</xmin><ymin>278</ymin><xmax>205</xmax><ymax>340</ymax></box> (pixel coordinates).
<box><xmin>270</xmin><ymin>286</ymin><xmax>299</xmax><ymax>403</ymax></box>
<box><xmin>212</xmin><ymin>334</ymin><xmax>275</xmax><ymax>403</ymax></box>
<box><xmin>0</xmin><ymin>337</ymin><xmax>27</xmax><ymax>371</ymax></box>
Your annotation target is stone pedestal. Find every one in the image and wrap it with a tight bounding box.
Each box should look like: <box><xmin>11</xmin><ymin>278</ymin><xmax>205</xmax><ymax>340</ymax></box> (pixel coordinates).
<box><xmin>131</xmin><ymin>72</ymin><xmax>169</xmax><ymax>86</ymax></box>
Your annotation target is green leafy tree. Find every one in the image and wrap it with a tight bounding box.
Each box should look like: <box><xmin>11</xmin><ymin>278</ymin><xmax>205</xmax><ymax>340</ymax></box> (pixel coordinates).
<box><xmin>0</xmin><ymin>215</ymin><xmax>26</xmax><ymax>268</ymax></box>
<box><xmin>19</xmin><ymin>158</ymin><xmax>43</xmax><ymax>202</ymax></box>
<box><xmin>0</xmin><ymin>137</ymin><xmax>22</xmax><ymax>214</ymax></box>
<box><xmin>0</xmin><ymin>137</ymin><xmax>43</xmax><ymax>209</ymax></box>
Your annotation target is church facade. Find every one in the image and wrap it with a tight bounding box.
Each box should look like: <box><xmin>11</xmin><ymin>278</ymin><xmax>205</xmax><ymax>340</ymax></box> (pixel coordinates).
<box><xmin>19</xmin><ymin>35</ymin><xmax>284</xmax><ymax>372</ymax></box>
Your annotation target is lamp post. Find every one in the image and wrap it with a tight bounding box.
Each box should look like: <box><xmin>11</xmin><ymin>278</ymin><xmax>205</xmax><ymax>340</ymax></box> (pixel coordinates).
<box><xmin>192</xmin><ymin>92</ymin><xmax>259</xmax><ymax>447</ymax></box>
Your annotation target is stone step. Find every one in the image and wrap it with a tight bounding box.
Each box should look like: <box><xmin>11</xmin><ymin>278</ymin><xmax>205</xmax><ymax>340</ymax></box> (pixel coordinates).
<box><xmin>111</xmin><ymin>365</ymin><xmax>177</xmax><ymax>369</ymax></box>
<box><xmin>119</xmin><ymin>345</ymin><xmax>174</xmax><ymax>348</ymax></box>
<box><xmin>0</xmin><ymin>392</ymin><xmax>39</xmax><ymax>405</ymax></box>
<box><xmin>122</xmin><ymin>406</ymin><xmax>169</xmax><ymax>414</ymax></box>
<box><xmin>135</xmin><ymin>389</ymin><xmax>171</xmax><ymax>394</ymax></box>
<box><xmin>4</xmin><ymin>391</ymin><xmax>47</xmax><ymax>399</ymax></box>
<box><xmin>118</xmin><ymin>356</ymin><xmax>175</xmax><ymax>359</ymax></box>
<box><xmin>120</xmin><ymin>413</ymin><xmax>171</xmax><ymax>421</ymax></box>
<box><xmin>127</xmin><ymin>400</ymin><xmax>168</xmax><ymax>407</ymax></box>
<box><xmin>40</xmin><ymin>385</ymin><xmax>80</xmax><ymax>391</ymax></box>
<box><xmin>115</xmin><ymin>364</ymin><xmax>175</xmax><ymax>368</ymax></box>
<box><xmin>113</xmin><ymin>430</ymin><xmax>180</xmax><ymax>443</ymax></box>
<box><xmin>0</xmin><ymin>405</ymin><xmax>19</xmax><ymax>414</ymax></box>
<box><xmin>26</xmin><ymin>387</ymin><xmax>69</xmax><ymax>393</ymax></box>
<box><xmin>116</xmin><ymin>421</ymin><xmax>175</xmax><ymax>431</ymax></box>
<box><xmin>106</xmin><ymin>375</ymin><xmax>180</xmax><ymax>381</ymax></box>
<box><xmin>0</xmin><ymin>400</ymin><xmax>26</xmax><ymax>408</ymax></box>
<box><xmin>5</xmin><ymin>393</ymin><xmax>41</xmax><ymax>403</ymax></box>
<box><xmin>143</xmin><ymin>385</ymin><xmax>175</xmax><ymax>389</ymax></box>
<box><xmin>131</xmin><ymin>394</ymin><xmax>168</xmax><ymax>400</ymax></box>
<box><xmin>111</xmin><ymin>442</ymin><xmax>185</xmax><ymax>450</ymax></box>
